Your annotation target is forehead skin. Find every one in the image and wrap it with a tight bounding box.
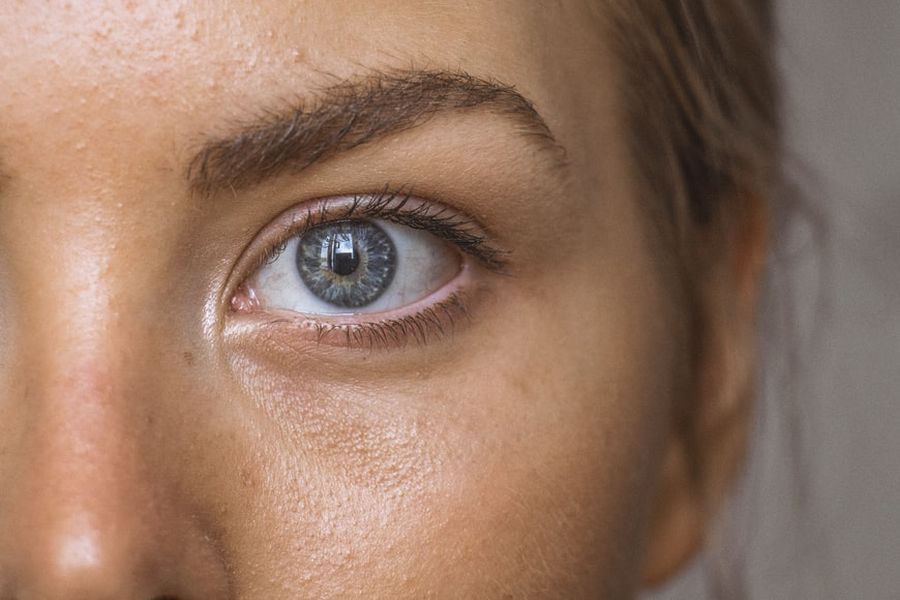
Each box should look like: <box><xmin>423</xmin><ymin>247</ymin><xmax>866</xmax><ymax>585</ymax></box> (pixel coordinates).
<box><xmin>0</xmin><ymin>2</ymin><xmax>682</xmax><ymax>599</ymax></box>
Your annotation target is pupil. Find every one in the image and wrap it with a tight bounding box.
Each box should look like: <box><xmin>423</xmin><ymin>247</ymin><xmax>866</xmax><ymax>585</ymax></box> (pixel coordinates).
<box><xmin>327</xmin><ymin>231</ymin><xmax>360</xmax><ymax>276</ymax></box>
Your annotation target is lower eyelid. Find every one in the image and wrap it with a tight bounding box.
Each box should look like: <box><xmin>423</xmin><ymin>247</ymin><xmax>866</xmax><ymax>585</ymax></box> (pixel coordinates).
<box><xmin>227</xmin><ymin>291</ymin><xmax>476</xmax><ymax>352</ymax></box>
<box><xmin>225</xmin><ymin>259</ymin><xmax>487</xmax><ymax>352</ymax></box>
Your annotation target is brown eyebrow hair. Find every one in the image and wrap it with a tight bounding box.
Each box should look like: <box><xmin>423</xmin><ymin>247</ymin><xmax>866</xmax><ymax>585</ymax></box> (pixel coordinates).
<box><xmin>187</xmin><ymin>69</ymin><xmax>566</xmax><ymax>197</ymax></box>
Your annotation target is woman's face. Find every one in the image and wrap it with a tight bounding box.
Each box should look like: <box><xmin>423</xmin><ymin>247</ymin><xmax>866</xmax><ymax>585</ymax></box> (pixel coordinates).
<box><xmin>0</xmin><ymin>2</ymin><xmax>704</xmax><ymax>598</ymax></box>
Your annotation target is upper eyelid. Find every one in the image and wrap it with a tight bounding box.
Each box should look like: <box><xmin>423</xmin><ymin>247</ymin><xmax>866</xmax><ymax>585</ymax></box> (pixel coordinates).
<box><xmin>253</xmin><ymin>191</ymin><xmax>508</xmax><ymax>274</ymax></box>
<box><xmin>223</xmin><ymin>190</ymin><xmax>510</xmax><ymax>312</ymax></box>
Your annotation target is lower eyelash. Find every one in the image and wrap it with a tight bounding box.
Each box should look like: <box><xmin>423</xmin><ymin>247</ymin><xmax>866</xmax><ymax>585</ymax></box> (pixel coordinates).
<box><xmin>258</xmin><ymin>292</ymin><xmax>470</xmax><ymax>351</ymax></box>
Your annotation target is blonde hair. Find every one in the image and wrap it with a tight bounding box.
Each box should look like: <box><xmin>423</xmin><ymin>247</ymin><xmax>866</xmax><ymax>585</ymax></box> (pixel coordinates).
<box><xmin>607</xmin><ymin>0</ymin><xmax>779</xmax><ymax>231</ymax></box>
<box><xmin>605</xmin><ymin>3</ymin><xmax>783</xmax><ymax>598</ymax></box>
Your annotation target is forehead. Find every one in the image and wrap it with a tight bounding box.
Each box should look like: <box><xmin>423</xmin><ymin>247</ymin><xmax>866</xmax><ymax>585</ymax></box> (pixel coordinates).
<box><xmin>0</xmin><ymin>0</ymin><xmax>617</xmax><ymax>219</ymax></box>
<box><xmin>0</xmin><ymin>2</ymin><xmax>604</xmax><ymax>129</ymax></box>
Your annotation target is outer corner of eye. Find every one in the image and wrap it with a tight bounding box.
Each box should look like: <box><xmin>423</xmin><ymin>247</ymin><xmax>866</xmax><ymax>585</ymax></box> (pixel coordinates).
<box><xmin>236</xmin><ymin>217</ymin><xmax>461</xmax><ymax>318</ymax></box>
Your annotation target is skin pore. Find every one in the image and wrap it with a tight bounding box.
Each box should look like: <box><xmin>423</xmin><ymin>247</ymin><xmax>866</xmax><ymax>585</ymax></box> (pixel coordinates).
<box><xmin>0</xmin><ymin>2</ymin><xmax>766</xmax><ymax>598</ymax></box>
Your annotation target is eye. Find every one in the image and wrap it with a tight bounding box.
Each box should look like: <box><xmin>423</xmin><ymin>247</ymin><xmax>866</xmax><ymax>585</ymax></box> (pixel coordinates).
<box><xmin>227</xmin><ymin>193</ymin><xmax>508</xmax><ymax>348</ymax></box>
<box><xmin>244</xmin><ymin>218</ymin><xmax>460</xmax><ymax>316</ymax></box>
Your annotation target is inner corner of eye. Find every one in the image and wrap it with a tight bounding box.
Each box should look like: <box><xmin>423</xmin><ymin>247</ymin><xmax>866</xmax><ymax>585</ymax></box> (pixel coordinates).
<box><xmin>230</xmin><ymin>282</ymin><xmax>261</xmax><ymax>313</ymax></box>
<box><xmin>242</xmin><ymin>217</ymin><xmax>461</xmax><ymax>316</ymax></box>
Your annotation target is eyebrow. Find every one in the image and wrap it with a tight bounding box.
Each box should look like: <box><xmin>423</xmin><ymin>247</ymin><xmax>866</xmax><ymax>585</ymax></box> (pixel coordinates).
<box><xmin>187</xmin><ymin>69</ymin><xmax>566</xmax><ymax>197</ymax></box>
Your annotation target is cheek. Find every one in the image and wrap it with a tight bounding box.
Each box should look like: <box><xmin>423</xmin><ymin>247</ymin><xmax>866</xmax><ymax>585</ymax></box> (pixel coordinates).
<box><xmin>206</xmin><ymin>260</ymin><xmax>679</xmax><ymax>599</ymax></box>
<box><xmin>427</xmin><ymin>286</ymin><xmax>678</xmax><ymax>597</ymax></box>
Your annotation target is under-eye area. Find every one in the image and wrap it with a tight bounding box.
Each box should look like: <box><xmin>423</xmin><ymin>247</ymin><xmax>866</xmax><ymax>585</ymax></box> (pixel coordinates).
<box><xmin>227</xmin><ymin>190</ymin><xmax>507</xmax><ymax>349</ymax></box>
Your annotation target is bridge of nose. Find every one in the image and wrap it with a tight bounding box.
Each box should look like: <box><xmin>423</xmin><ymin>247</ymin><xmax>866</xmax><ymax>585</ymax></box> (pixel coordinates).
<box><xmin>0</xmin><ymin>232</ymin><xmax>232</xmax><ymax>597</ymax></box>
<box><xmin>0</xmin><ymin>10</ymin><xmax>241</xmax><ymax>591</ymax></box>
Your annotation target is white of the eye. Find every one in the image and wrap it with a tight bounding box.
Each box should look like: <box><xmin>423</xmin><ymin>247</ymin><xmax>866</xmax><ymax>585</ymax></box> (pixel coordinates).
<box><xmin>251</xmin><ymin>220</ymin><xmax>459</xmax><ymax>315</ymax></box>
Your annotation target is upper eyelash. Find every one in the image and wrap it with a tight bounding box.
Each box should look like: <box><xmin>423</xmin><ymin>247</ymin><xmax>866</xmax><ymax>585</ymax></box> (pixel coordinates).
<box><xmin>255</xmin><ymin>188</ymin><xmax>509</xmax><ymax>274</ymax></box>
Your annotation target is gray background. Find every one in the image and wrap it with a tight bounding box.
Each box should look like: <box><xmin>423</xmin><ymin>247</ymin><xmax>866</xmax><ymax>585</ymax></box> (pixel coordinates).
<box><xmin>647</xmin><ymin>2</ymin><xmax>900</xmax><ymax>599</ymax></box>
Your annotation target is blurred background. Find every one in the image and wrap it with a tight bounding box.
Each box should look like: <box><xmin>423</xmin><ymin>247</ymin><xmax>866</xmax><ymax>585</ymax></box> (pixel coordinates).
<box><xmin>647</xmin><ymin>2</ymin><xmax>900</xmax><ymax>599</ymax></box>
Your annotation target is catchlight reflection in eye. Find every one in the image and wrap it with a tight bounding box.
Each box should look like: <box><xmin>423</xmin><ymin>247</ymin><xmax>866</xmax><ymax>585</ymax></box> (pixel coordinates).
<box><xmin>249</xmin><ymin>219</ymin><xmax>460</xmax><ymax>315</ymax></box>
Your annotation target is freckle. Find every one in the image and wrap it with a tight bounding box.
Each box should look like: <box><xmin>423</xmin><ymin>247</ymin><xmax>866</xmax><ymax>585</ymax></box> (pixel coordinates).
<box><xmin>183</xmin><ymin>351</ymin><xmax>195</xmax><ymax>366</ymax></box>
